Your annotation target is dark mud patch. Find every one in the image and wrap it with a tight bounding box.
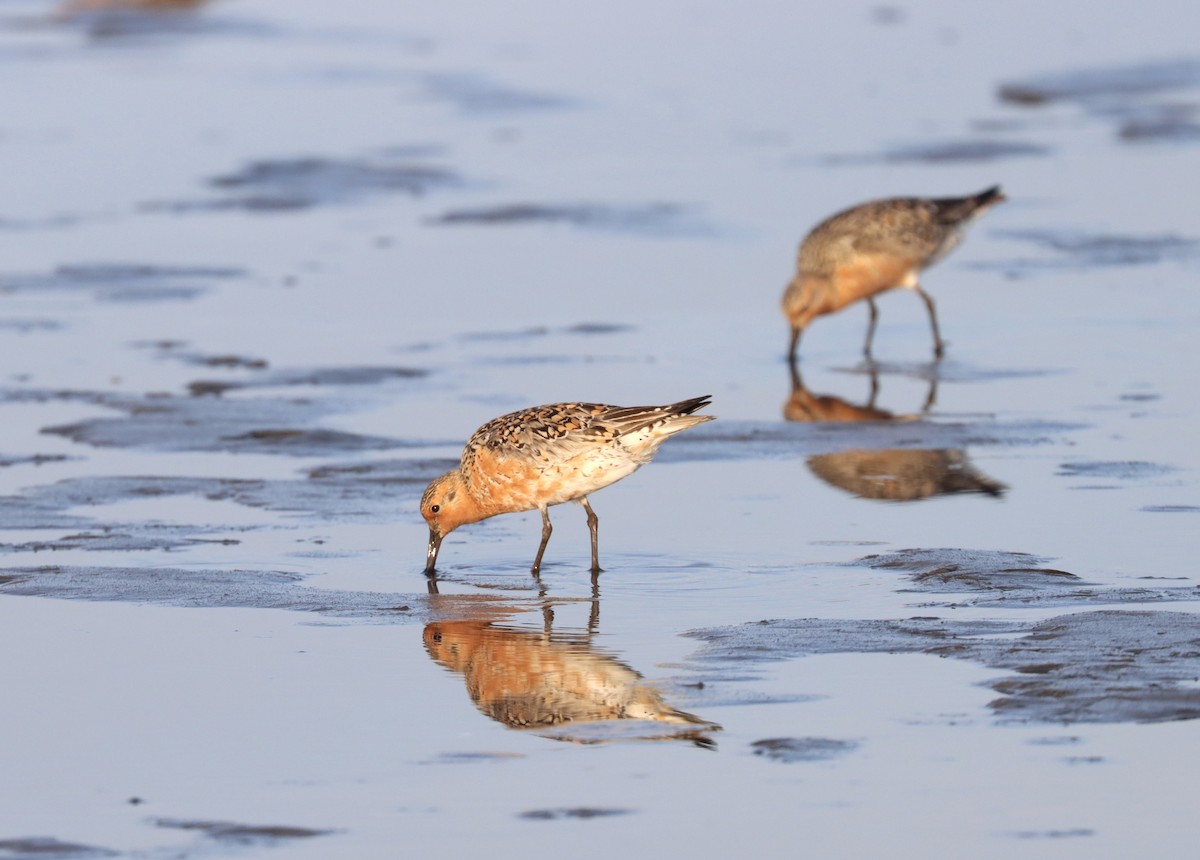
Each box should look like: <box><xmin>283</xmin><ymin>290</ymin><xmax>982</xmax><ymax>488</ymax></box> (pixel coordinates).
<box><xmin>869</xmin><ymin>6</ymin><xmax>905</xmax><ymax>25</ymax></box>
<box><xmin>300</xmin><ymin>456</ymin><xmax>455</xmax><ymax>515</ymax></box>
<box><xmin>421</xmin><ymin>72</ymin><xmax>574</xmax><ymax>114</ymax></box>
<box><xmin>1009</xmin><ymin>828</ymin><xmax>1096</xmax><ymax>840</ymax></box>
<box><xmin>821</xmin><ymin>139</ymin><xmax>1049</xmax><ymax>165</ymax></box>
<box><xmin>147</xmin><ymin>154</ymin><xmax>459</xmax><ymax>213</ymax></box>
<box><xmin>1117</xmin><ymin>111</ymin><xmax>1200</xmax><ymax>144</ymax></box>
<box><xmin>455</xmin><ymin>321</ymin><xmax>635</xmax><ymax>341</ymax></box>
<box><xmin>187</xmin><ymin>365</ymin><xmax>427</xmax><ymax>397</ymax></box>
<box><xmin>993</xmin><ymin>56</ymin><xmax>1200</xmax><ymax>147</ymax></box>
<box><xmin>565</xmin><ymin>322</ymin><xmax>635</xmax><ymax>335</ymax></box>
<box><xmin>133</xmin><ymin>342</ymin><xmax>429</xmax><ymax>395</ymax></box>
<box><xmin>662</xmin><ymin>682</ymin><xmax>820</xmax><ymax>709</ymax></box>
<box><xmin>0</xmin><ymin>213</ymin><xmax>97</xmax><ymax>232</ymax></box>
<box><xmin>0</xmin><ymin>460</ymin><xmax>450</xmax><ymax>533</ymax></box>
<box><xmin>55</xmin><ymin>2</ymin><xmax>275</xmax><ymax>43</ymax></box>
<box><xmin>998</xmin><ymin>58</ymin><xmax>1200</xmax><ymax>106</ymax></box>
<box><xmin>688</xmin><ymin>610</ymin><xmax>1200</xmax><ymax>723</ymax></box>
<box><xmin>0</xmin><ymin>453</ymin><xmax>70</xmax><ymax>468</ymax></box>
<box><xmin>0</xmin><ymin>319</ymin><xmax>63</xmax><ymax>333</ymax></box>
<box><xmin>451</xmin><ymin>321</ymin><xmax>638</xmax><ymax>350</ymax></box>
<box><xmin>153</xmin><ymin>818</ymin><xmax>333</xmax><ymax>845</ymax></box>
<box><xmin>998</xmin><ymin>58</ymin><xmax>1200</xmax><ymax>145</ymax></box>
<box><xmin>852</xmin><ymin>548</ymin><xmax>1200</xmax><ymax>608</ymax></box>
<box><xmin>1057</xmin><ymin>460</ymin><xmax>1177</xmax><ymax>481</ymax></box>
<box><xmin>9</xmin><ymin>387</ymin><xmax>426</xmax><ymax>456</ymax></box>
<box><xmin>0</xmin><ymin>527</ymin><xmax>240</xmax><ymax>555</ymax></box>
<box><xmin>0</xmin><ymin>837</ymin><xmax>117</xmax><ymax>859</ymax></box>
<box><xmin>0</xmin><ymin>564</ymin><xmax>443</xmax><ymax>620</ymax></box>
<box><xmin>306</xmin><ymin>456</ymin><xmax>454</xmax><ymax>484</ymax></box>
<box><xmin>47</xmin><ymin>409</ymin><xmax>404</xmax><ymax>455</ymax></box>
<box><xmin>470</xmin><ymin>353</ymin><xmax>644</xmax><ymax>368</ymax></box>
<box><xmin>660</xmin><ymin>417</ymin><xmax>1079</xmax><ymax>465</ymax></box>
<box><xmin>134</xmin><ymin>341</ymin><xmax>269</xmax><ymax>370</ymax></box>
<box><xmin>0</xmin><ymin>490</ymin><xmax>92</xmax><ymax>532</ymax></box>
<box><xmin>751</xmin><ymin>737</ymin><xmax>858</xmax><ymax>763</ymax></box>
<box><xmin>859</xmin><ymin>548</ymin><xmax>1081</xmax><ymax>591</ymax></box>
<box><xmin>1142</xmin><ymin>504</ymin><xmax>1200</xmax><ymax>513</ymax></box>
<box><xmin>831</xmin><ymin>360</ymin><xmax>1056</xmax><ymax>386</ymax></box>
<box><xmin>1027</xmin><ymin>735</ymin><xmax>1081</xmax><ymax>746</ymax></box>
<box><xmin>457</xmin><ymin>326</ymin><xmax>552</xmax><ymax>342</ymax></box>
<box><xmin>1119</xmin><ymin>391</ymin><xmax>1161</xmax><ymax>403</ymax></box>
<box><xmin>0</xmin><ymin>263</ymin><xmax>245</xmax><ymax>303</ymax></box>
<box><xmin>424</xmin><ymin>751</ymin><xmax>525</xmax><ymax>764</ymax></box>
<box><xmin>518</xmin><ymin>808</ymin><xmax>634</xmax><ymax>821</ymax></box>
<box><xmin>430</xmin><ymin>202</ymin><xmax>713</xmax><ymax>237</ymax></box>
<box><xmin>984</xmin><ymin>229</ymin><xmax>1200</xmax><ymax>274</ymax></box>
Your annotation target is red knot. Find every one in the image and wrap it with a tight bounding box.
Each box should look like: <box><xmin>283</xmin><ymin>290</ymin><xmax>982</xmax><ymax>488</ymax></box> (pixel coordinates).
<box><xmin>783</xmin><ymin>186</ymin><xmax>1005</xmax><ymax>360</ymax></box>
<box><xmin>422</xmin><ymin>396</ymin><xmax>714</xmax><ymax>575</ymax></box>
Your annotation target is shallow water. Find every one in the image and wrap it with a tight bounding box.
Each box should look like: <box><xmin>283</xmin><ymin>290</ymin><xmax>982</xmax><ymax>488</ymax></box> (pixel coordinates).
<box><xmin>2</xmin><ymin>0</ymin><xmax>1199</xmax><ymax>857</ymax></box>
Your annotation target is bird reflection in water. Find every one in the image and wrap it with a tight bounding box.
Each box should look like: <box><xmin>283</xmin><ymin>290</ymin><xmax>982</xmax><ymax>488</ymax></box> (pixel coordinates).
<box><xmin>786</xmin><ymin>362</ymin><xmax>1006</xmax><ymax>501</ymax></box>
<box><xmin>424</xmin><ymin>587</ymin><xmax>719</xmax><ymax>747</ymax></box>
<box><xmin>785</xmin><ymin>357</ymin><xmax>935</xmax><ymax>423</ymax></box>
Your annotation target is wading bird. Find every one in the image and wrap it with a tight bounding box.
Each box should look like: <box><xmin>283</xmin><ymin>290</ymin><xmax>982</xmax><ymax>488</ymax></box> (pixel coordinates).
<box><xmin>783</xmin><ymin>186</ymin><xmax>1005</xmax><ymax>360</ymax></box>
<box><xmin>421</xmin><ymin>396</ymin><xmax>714</xmax><ymax>576</ymax></box>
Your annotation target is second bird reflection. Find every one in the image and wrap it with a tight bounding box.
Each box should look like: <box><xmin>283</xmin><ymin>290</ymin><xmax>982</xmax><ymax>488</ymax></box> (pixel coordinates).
<box><xmin>786</xmin><ymin>363</ymin><xmax>1006</xmax><ymax>501</ymax></box>
<box><xmin>424</xmin><ymin>604</ymin><xmax>719</xmax><ymax>746</ymax></box>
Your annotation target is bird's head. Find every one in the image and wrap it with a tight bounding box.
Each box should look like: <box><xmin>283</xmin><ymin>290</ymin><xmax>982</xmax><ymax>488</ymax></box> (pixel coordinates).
<box><xmin>420</xmin><ymin>470</ymin><xmax>482</xmax><ymax>573</ymax></box>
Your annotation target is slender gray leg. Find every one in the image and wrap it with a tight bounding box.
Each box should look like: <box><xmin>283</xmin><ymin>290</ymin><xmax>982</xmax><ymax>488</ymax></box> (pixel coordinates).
<box><xmin>788</xmin><ymin>326</ymin><xmax>803</xmax><ymax>361</ymax></box>
<box><xmin>581</xmin><ymin>497</ymin><xmax>601</xmax><ymax>574</ymax></box>
<box><xmin>788</xmin><ymin>353</ymin><xmax>803</xmax><ymax>394</ymax></box>
<box><xmin>531</xmin><ymin>506</ymin><xmax>553</xmax><ymax>576</ymax></box>
<box><xmin>863</xmin><ymin>297</ymin><xmax>879</xmax><ymax>358</ymax></box>
<box><xmin>922</xmin><ymin>376</ymin><xmax>939</xmax><ymax>413</ymax></box>
<box><xmin>915</xmin><ymin>286</ymin><xmax>944</xmax><ymax>358</ymax></box>
<box><xmin>867</xmin><ymin>363</ymin><xmax>880</xmax><ymax>409</ymax></box>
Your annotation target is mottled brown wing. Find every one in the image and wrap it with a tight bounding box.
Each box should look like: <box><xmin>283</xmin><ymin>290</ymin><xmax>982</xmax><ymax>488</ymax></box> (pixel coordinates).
<box><xmin>844</xmin><ymin>199</ymin><xmax>947</xmax><ymax>260</ymax></box>
<box><xmin>461</xmin><ymin>402</ymin><xmax>617</xmax><ymax>476</ymax></box>
<box><xmin>461</xmin><ymin>398</ymin><xmax>710</xmax><ymax>474</ymax></box>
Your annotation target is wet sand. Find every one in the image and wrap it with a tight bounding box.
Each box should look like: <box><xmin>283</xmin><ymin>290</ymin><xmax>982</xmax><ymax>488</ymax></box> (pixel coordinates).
<box><xmin>2</xmin><ymin>0</ymin><xmax>1200</xmax><ymax>857</ymax></box>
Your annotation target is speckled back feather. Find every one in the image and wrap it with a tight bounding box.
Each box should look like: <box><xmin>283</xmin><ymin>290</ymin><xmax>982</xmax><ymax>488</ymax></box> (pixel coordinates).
<box><xmin>462</xmin><ymin>395</ymin><xmax>713</xmax><ymax>477</ymax></box>
<box><xmin>798</xmin><ymin>186</ymin><xmax>1004</xmax><ymax>277</ymax></box>
<box><xmin>421</xmin><ymin>395</ymin><xmax>714</xmax><ymax>572</ymax></box>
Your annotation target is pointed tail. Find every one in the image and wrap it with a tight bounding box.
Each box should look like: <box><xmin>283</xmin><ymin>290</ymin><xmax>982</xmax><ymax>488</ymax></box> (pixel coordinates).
<box><xmin>658</xmin><ymin>395</ymin><xmax>715</xmax><ymax>435</ymax></box>
<box><xmin>935</xmin><ymin>185</ymin><xmax>1006</xmax><ymax>223</ymax></box>
<box><xmin>973</xmin><ymin>185</ymin><xmax>1006</xmax><ymax>207</ymax></box>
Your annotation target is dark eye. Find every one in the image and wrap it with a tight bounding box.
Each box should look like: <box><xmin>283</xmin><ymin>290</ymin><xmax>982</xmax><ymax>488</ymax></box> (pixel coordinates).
<box><xmin>431</xmin><ymin>504</ymin><xmax>440</xmax><ymax>513</ymax></box>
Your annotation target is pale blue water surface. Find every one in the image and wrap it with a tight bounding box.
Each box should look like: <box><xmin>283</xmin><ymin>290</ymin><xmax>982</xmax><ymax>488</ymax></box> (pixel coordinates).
<box><xmin>1</xmin><ymin>0</ymin><xmax>1199</xmax><ymax>857</ymax></box>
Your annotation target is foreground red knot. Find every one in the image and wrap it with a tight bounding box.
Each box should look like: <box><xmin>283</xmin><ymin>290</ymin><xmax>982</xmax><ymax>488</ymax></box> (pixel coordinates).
<box><xmin>783</xmin><ymin>186</ymin><xmax>1005</xmax><ymax>361</ymax></box>
<box><xmin>422</xmin><ymin>396</ymin><xmax>714</xmax><ymax>576</ymax></box>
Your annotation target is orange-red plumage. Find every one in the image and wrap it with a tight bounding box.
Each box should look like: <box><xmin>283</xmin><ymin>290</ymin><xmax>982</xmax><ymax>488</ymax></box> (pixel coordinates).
<box><xmin>783</xmin><ymin>187</ymin><xmax>1005</xmax><ymax>360</ymax></box>
<box><xmin>421</xmin><ymin>396</ymin><xmax>714</xmax><ymax>575</ymax></box>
